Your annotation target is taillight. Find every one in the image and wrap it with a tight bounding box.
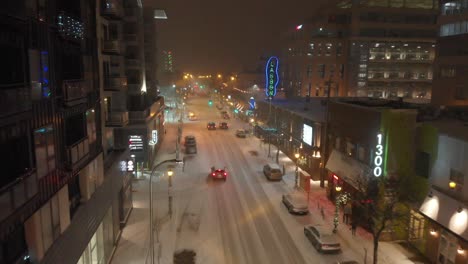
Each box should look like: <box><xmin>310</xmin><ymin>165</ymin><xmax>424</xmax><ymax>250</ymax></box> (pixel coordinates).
<box><xmin>223</xmin><ymin>172</ymin><xmax>227</xmax><ymax>176</ymax></box>
<box><xmin>212</xmin><ymin>173</ymin><xmax>215</xmax><ymax>176</ymax></box>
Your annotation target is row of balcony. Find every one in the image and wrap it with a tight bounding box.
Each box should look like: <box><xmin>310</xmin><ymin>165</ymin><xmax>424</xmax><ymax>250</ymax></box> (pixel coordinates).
<box><xmin>101</xmin><ymin>0</ymin><xmax>124</xmax><ymax>19</ymax></box>
<box><xmin>104</xmin><ymin>76</ymin><xmax>127</xmax><ymax>92</ymax></box>
<box><xmin>105</xmin><ymin>111</ymin><xmax>129</xmax><ymax>127</ymax></box>
<box><xmin>102</xmin><ymin>40</ymin><xmax>121</xmax><ymax>54</ymax></box>
<box><xmin>63</xmin><ymin>79</ymin><xmax>90</xmax><ymax>106</ymax></box>
<box><xmin>0</xmin><ymin>84</ymin><xmax>32</xmax><ymax>118</ymax></box>
<box><xmin>66</xmin><ymin>137</ymin><xmax>90</xmax><ymax>171</ymax></box>
<box><xmin>0</xmin><ymin>170</ymin><xmax>38</xmax><ymax>222</ymax></box>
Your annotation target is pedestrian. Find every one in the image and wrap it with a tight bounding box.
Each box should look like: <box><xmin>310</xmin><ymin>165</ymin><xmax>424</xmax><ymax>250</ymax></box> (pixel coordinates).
<box><xmin>343</xmin><ymin>202</ymin><xmax>352</xmax><ymax>224</ymax></box>
<box><xmin>351</xmin><ymin>220</ymin><xmax>357</xmax><ymax>236</ymax></box>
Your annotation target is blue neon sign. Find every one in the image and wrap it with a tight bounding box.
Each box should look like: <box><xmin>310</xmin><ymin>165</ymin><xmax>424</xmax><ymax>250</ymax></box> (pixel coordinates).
<box><xmin>265</xmin><ymin>56</ymin><xmax>279</xmax><ymax>98</ymax></box>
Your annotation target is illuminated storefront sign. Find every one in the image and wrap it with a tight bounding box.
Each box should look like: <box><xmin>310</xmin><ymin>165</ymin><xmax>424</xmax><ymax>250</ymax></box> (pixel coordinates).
<box><xmin>302</xmin><ymin>124</ymin><xmax>313</xmax><ymax>146</ymax></box>
<box><xmin>129</xmin><ymin>135</ymin><xmax>143</xmax><ymax>151</ymax></box>
<box><xmin>265</xmin><ymin>56</ymin><xmax>279</xmax><ymax>98</ymax></box>
<box><xmin>373</xmin><ymin>133</ymin><xmax>384</xmax><ymax>177</ymax></box>
<box><xmin>120</xmin><ymin>160</ymin><xmax>135</xmax><ymax>172</ymax></box>
<box><xmin>249</xmin><ymin>97</ymin><xmax>256</xmax><ymax>110</ymax></box>
<box><xmin>149</xmin><ymin>130</ymin><xmax>158</xmax><ymax>145</ymax></box>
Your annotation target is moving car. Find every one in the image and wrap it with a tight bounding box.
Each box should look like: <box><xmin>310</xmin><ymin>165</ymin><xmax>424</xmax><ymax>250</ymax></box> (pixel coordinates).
<box><xmin>304</xmin><ymin>225</ymin><xmax>341</xmax><ymax>253</ymax></box>
<box><xmin>188</xmin><ymin>114</ymin><xmax>197</xmax><ymax>121</ymax></box>
<box><xmin>263</xmin><ymin>163</ymin><xmax>283</xmax><ymax>181</ymax></box>
<box><xmin>184</xmin><ymin>135</ymin><xmax>197</xmax><ymax>154</ymax></box>
<box><xmin>207</xmin><ymin>122</ymin><xmax>216</xmax><ymax>130</ymax></box>
<box><xmin>210</xmin><ymin>168</ymin><xmax>227</xmax><ymax>181</ymax></box>
<box><xmin>282</xmin><ymin>192</ymin><xmax>309</xmax><ymax>215</ymax></box>
<box><xmin>219</xmin><ymin>122</ymin><xmax>228</xmax><ymax>129</ymax></box>
<box><xmin>235</xmin><ymin>129</ymin><xmax>247</xmax><ymax>138</ymax></box>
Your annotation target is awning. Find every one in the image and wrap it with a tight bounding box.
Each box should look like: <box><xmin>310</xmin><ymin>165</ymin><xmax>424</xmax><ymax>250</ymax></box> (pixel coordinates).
<box><xmin>419</xmin><ymin>187</ymin><xmax>468</xmax><ymax>241</ymax></box>
<box><xmin>325</xmin><ymin>149</ymin><xmax>372</xmax><ymax>190</ymax></box>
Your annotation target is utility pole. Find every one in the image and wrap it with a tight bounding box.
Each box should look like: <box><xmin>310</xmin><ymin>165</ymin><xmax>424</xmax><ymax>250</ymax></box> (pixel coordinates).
<box><xmin>320</xmin><ymin>71</ymin><xmax>334</xmax><ymax>188</ymax></box>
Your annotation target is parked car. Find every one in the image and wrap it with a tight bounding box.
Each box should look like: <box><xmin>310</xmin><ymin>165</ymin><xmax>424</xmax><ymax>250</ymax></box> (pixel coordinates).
<box><xmin>282</xmin><ymin>192</ymin><xmax>309</xmax><ymax>215</ymax></box>
<box><xmin>210</xmin><ymin>168</ymin><xmax>227</xmax><ymax>181</ymax></box>
<box><xmin>263</xmin><ymin>163</ymin><xmax>283</xmax><ymax>181</ymax></box>
<box><xmin>304</xmin><ymin>225</ymin><xmax>341</xmax><ymax>253</ymax></box>
<box><xmin>207</xmin><ymin>122</ymin><xmax>216</xmax><ymax>130</ymax></box>
<box><xmin>235</xmin><ymin>129</ymin><xmax>247</xmax><ymax>138</ymax></box>
<box><xmin>219</xmin><ymin>122</ymin><xmax>228</xmax><ymax>129</ymax></box>
<box><xmin>184</xmin><ymin>135</ymin><xmax>196</xmax><ymax>146</ymax></box>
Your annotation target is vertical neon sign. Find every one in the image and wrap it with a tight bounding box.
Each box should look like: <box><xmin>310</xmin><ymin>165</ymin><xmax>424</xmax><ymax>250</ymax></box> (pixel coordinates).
<box><xmin>373</xmin><ymin>133</ymin><xmax>384</xmax><ymax>177</ymax></box>
<box><xmin>265</xmin><ymin>56</ymin><xmax>279</xmax><ymax>98</ymax></box>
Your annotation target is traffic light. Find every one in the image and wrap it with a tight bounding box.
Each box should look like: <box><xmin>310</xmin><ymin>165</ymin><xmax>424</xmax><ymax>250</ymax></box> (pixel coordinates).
<box><xmin>208</xmin><ymin>100</ymin><xmax>213</xmax><ymax>106</ymax></box>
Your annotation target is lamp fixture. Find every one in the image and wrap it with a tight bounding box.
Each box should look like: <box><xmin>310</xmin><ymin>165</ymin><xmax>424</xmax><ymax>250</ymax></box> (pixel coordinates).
<box><xmin>449</xmin><ymin>181</ymin><xmax>457</xmax><ymax>189</ymax></box>
<box><xmin>429</xmin><ymin>229</ymin><xmax>437</xmax><ymax>236</ymax></box>
<box><xmin>457</xmin><ymin>247</ymin><xmax>465</xmax><ymax>255</ymax></box>
<box><xmin>335</xmin><ymin>185</ymin><xmax>342</xmax><ymax>192</ymax></box>
<box><xmin>167</xmin><ymin>169</ymin><xmax>174</xmax><ymax>177</ymax></box>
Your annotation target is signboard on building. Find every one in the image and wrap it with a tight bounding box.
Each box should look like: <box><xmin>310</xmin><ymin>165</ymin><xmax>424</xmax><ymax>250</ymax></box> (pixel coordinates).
<box><xmin>265</xmin><ymin>56</ymin><xmax>279</xmax><ymax>98</ymax></box>
<box><xmin>129</xmin><ymin>135</ymin><xmax>143</xmax><ymax>151</ymax></box>
<box><xmin>120</xmin><ymin>160</ymin><xmax>135</xmax><ymax>172</ymax></box>
<box><xmin>249</xmin><ymin>97</ymin><xmax>256</xmax><ymax>110</ymax></box>
<box><xmin>149</xmin><ymin>130</ymin><xmax>158</xmax><ymax>146</ymax></box>
<box><xmin>302</xmin><ymin>124</ymin><xmax>313</xmax><ymax>146</ymax></box>
<box><xmin>373</xmin><ymin>133</ymin><xmax>384</xmax><ymax>177</ymax></box>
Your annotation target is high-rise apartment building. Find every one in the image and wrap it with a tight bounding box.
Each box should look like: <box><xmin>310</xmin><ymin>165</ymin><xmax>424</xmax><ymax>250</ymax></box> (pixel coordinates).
<box><xmin>431</xmin><ymin>0</ymin><xmax>468</xmax><ymax>106</ymax></box>
<box><xmin>113</xmin><ymin>0</ymin><xmax>166</xmax><ymax>170</ymax></box>
<box><xmin>163</xmin><ymin>50</ymin><xmax>174</xmax><ymax>73</ymax></box>
<box><xmin>283</xmin><ymin>0</ymin><xmax>438</xmax><ymax>100</ymax></box>
<box><xmin>0</xmin><ymin>0</ymin><xmax>167</xmax><ymax>262</ymax></box>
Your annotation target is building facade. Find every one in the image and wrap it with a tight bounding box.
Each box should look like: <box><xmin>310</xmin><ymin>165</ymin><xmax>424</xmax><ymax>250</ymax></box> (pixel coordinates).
<box><xmin>418</xmin><ymin>119</ymin><xmax>468</xmax><ymax>264</ymax></box>
<box><xmin>431</xmin><ymin>0</ymin><xmax>468</xmax><ymax>106</ymax></box>
<box><xmin>0</xmin><ymin>1</ymin><xmax>136</xmax><ymax>263</ymax></box>
<box><xmin>282</xmin><ymin>0</ymin><xmax>438</xmax><ymax>101</ymax></box>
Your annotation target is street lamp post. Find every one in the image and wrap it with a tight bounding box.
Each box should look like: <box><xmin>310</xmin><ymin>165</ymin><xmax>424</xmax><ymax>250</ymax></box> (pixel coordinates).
<box><xmin>294</xmin><ymin>152</ymin><xmax>300</xmax><ymax>188</ymax></box>
<box><xmin>149</xmin><ymin>159</ymin><xmax>182</xmax><ymax>264</ymax></box>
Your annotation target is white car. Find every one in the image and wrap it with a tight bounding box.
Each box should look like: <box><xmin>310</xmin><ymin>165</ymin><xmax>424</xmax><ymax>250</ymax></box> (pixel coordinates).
<box><xmin>282</xmin><ymin>192</ymin><xmax>308</xmax><ymax>215</ymax></box>
<box><xmin>304</xmin><ymin>225</ymin><xmax>341</xmax><ymax>253</ymax></box>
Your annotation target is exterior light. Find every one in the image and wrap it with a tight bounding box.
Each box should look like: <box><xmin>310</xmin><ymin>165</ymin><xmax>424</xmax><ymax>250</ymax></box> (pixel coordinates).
<box><xmin>172</xmin><ymin>84</ymin><xmax>176</xmax><ymax>88</ymax></box>
<box><xmin>230</xmin><ymin>76</ymin><xmax>235</xmax><ymax>81</ymax></box>
<box><xmin>296</xmin><ymin>24</ymin><xmax>303</xmax><ymax>30</ymax></box>
<box><xmin>449</xmin><ymin>181</ymin><xmax>457</xmax><ymax>189</ymax></box>
<box><xmin>249</xmin><ymin>118</ymin><xmax>255</xmax><ymax>123</ymax></box>
<box><xmin>458</xmin><ymin>247</ymin><xmax>465</xmax><ymax>255</ymax></box>
<box><xmin>217</xmin><ymin>74</ymin><xmax>222</xmax><ymax>78</ymax></box>
<box><xmin>167</xmin><ymin>169</ymin><xmax>173</xmax><ymax>177</ymax></box>
<box><xmin>429</xmin><ymin>229</ymin><xmax>437</xmax><ymax>236</ymax></box>
<box><xmin>295</xmin><ymin>153</ymin><xmax>300</xmax><ymax>159</ymax></box>
<box><xmin>335</xmin><ymin>185</ymin><xmax>342</xmax><ymax>192</ymax></box>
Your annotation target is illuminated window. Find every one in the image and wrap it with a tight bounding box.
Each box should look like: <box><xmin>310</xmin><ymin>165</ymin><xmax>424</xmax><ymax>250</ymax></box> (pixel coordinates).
<box><xmin>450</xmin><ymin>169</ymin><xmax>464</xmax><ymax>191</ymax></box>
<box><xmin>34</xmin><ymin>126</ymin><xmax>55</xmax><ymax>179</ymax></box>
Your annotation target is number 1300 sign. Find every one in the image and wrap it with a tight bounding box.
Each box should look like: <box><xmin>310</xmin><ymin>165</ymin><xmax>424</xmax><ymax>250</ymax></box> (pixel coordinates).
<box><xmin>374</xmin><ymin>133</ymin><xmax>384</xmax><ymax>177</ymax></box>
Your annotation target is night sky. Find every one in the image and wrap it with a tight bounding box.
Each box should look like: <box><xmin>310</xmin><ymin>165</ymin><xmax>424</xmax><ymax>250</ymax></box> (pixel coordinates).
<box><xmin>150</xmin><ymin>0</ymin><xmax>328</xmax><ymax>74</ymax></box>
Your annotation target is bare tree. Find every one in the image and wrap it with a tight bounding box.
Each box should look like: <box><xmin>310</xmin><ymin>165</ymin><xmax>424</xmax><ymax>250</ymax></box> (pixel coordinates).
<box><xmin>354</xmin><ymin>171</ymin><xmax>418</xmax><ymax>264</ymax></box>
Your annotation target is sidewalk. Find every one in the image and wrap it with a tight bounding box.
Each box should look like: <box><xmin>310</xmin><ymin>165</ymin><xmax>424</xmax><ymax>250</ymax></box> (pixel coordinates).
<box><xmin>254</xmin><ymin>135</ymin><xmax>426</xmax><ymax>264</ymax></box>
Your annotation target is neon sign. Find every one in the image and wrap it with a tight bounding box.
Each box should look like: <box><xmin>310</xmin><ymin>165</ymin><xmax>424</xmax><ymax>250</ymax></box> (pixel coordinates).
<box><xmin>373</xmin><ymin>133</ymin><xmax>384</xmax><ymax>177</ymax></box>
<box><xmin>265</xmin><ymin>56</ymin><xmax>279</xmax><ymax>98</ymax></box>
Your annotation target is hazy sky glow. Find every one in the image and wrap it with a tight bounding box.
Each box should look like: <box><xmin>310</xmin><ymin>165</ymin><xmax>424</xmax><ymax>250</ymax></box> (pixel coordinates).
<box><xmin>152</xmin><ymin>0</ymin><xmax>327</xmax><ymax>74</ymax></box>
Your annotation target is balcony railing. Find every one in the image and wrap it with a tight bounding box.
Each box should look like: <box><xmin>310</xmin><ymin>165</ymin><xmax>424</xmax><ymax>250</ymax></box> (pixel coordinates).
<box><xmin>104</xmin><ymin>76</ymin><xmax>128</xmax><ymax>91</ymax></box>
<box><xmin>125</xmin><ymin>58</ymin><xmax>141</xmax><ymax>68</ymax></box>
<box><xmin>102</xmin><ymin>40</ymin><xmax>120</xmax><ymax>54</ymax></box>
<box><xmin>63</xmin><ymin>79</ymin><xmax>90</xmax><ymax>106</ymax></box>
<box><xmin>101</xmin><ymin>0</ymin><xmax>123</xmax><ymax>19</ymax></box>
<box><xmin>0</xmin><ymin>170</ymin><xmax>38</xmax><ymax>222</ymax></box>
<box><xmin>0</xmin><ymin>84</ymin><xmax>32</xmax><ymax>118</ymax></box>
<box><xmin>66</xmin><ymin>137</ymin><xmax>90</xmax><ymax>171</ymax></box>
<box><xmin>106</xmin><ymin>111</ymin><xmax>129</xmax><ymax>127</ymax></box>
<box><xmin>129</xmin><ymin>109</ymin><xmax>150</xmax><ymax>122</ymax></box>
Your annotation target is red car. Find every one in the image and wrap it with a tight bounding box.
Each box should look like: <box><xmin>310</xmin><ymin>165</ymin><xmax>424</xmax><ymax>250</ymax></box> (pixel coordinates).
<box><xmin>211</xmin><ymin>169</ymin><xmax>227</xmax><ymax>181</ymax></box>
<box><xmin>207</xmin><ymin>122</ymin><xmax>216</xmax><ymax>130</ymax></box>
<box><xmin>219</xmin><ymin>122</ymin><xmax>228</xmax><ymax>129</ymax></box>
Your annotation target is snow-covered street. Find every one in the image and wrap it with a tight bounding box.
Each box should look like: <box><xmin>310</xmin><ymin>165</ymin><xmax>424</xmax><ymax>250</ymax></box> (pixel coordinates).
<box><xmin>111</xmin><ymin>95</ymin><xmax>420</xmax><ymax>264</ymax></box>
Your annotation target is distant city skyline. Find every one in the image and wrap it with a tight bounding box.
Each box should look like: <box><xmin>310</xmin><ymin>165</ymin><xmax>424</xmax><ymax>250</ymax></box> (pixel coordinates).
<box><xmin>151</xmin><ymin>0</ymin><xmax>327</xmax><ymax>74</ymax></box>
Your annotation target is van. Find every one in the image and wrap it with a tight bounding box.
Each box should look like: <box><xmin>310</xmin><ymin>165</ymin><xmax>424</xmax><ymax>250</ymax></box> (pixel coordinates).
<box><xmin>263</xmin><ymin>163</ymin><xmax>283</xmax><ymax>181</ymax></box>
